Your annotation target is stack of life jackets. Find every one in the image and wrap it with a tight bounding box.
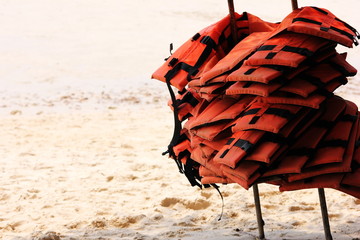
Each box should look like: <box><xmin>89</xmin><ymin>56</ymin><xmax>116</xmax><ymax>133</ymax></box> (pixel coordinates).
<box><xmin>152</xmin><ymin>6</ymin><xmax>360</xmax><ymax>199</ymax></box>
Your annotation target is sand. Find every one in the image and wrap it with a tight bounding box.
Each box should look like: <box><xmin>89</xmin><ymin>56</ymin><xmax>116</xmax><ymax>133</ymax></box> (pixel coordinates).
<box><xmin>0</xmin><ymin>0</ymin><xmax>359</xmax><ymax>239</ymax></box>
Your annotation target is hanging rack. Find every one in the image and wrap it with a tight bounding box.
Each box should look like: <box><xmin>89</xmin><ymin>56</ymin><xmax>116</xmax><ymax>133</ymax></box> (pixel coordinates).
<box><xmin>225</xmin><ymin>1</ymin><xmax>333</xmax><ymax>239</ymax></box>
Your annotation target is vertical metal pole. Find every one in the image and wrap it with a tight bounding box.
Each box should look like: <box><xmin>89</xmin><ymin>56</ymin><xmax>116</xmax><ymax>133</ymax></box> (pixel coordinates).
<box><xmin>318</xmin><ymin>188</ymin><xmax>333</xmax><ymax>240</ymax></box>
<box><xmin>227</xmin><ymin>0</ymin><xmax>238</xmax><ymax>44</ymax></box>
<box><xmin>253</xmin><ymin>184</ymin><xmax>265</xmax><ymax>240</ymax></box>
<box><xmin>291</xmin><ymin>0</ymin><xmax>299</xmax><ymax>10</ymax></box>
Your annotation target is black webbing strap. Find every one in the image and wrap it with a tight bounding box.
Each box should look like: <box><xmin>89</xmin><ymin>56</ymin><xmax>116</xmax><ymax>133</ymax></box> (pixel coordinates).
<box><xmin>226</xmin><ymin>138</ymin><xmax>236</xmax><ymax>145</ymax></box>
<box><xmin>292</xmin><ymin>17</ymin><xmax>356</xmax><ymax>44</ymax></box>
<box><xmin>315</xmin><ymin>88</ymin><xmax>333</xmax><ymax>98</ymax></box>
<box><xmin>219</xmin><ymin>149</ymin><xmax>230</xmax><ymax>159</ymax></box>
<box><xmin>355</xmin><ymin>140</ymin><xmax>360</xmax><ymax>148</ymax></box>
<box><xmin>318</xmin><ymin>139</ymin><xmax>348</xmax><ymax>148</ymax></box>
<box><xmin>314</xmin><ymin>119</ymin><xmax>334</xmax><ymax>129</ymax></box>
<box><xmin>287</xmin><ymin>147</ymin><xmax>315</xmax><ymax>156</ymax></box>
<box><xmin>234</xmin><ymin>139</ymin><xmax>254</xmax><ymax>152</ymax></box>
<box><xmin>162</xmin><ymin>36</ymin><xmax>217</xmax><ymax>176</ymax></box>
<box><xmin>177</xmin><ymin>91</ymin><xmax>199</xmax><ymax>108</ymax></box>
<box><xmin>183</xmin><ymin>157</ymin><xmax>202</xmax><ymax>188</ymax></box>
<box><xmin>340</xmin><ymin>114</ymin><xmax>358</xmax><ymax>122</ymax></box>
<box><xmin>162</xmin><ymin>78</ymin><xmax>184</xmax><ymax>174</ymax></box>
<box><xmin>164</xmin><ymin>35</ymin><xmax>217</xmax><ymax>84</ymax></box>
<box><xmin>282</xmin><ymin>46</ymin><xmax>314</xmax><ymax>57</ymax></box>
<box><xmin>300</xmin><ymin>74</ymin><xmax>325</xmax><ymax>88</ymax></box>
<box><xmin>164</xmin><ymin>62</ymin><xmax>195</xmax><ymax>83</ymax></box>
<box><xmin>242</xmin><ymin>108</ymin><xmax>261</xmax><ymax>116</ymax></box>
<box><xmin>258</xmin><ymin>44</ymin><xmax>313</xmax><ymax>59</ymax></box>
<box><xmin>210</xmin><ymin>183</ymin><xmax>224</xmax><ymax>221</ymax></box>
<box><xmin>244</xmin><ymin>68</ymin><xmax>257</xmax><ymax>75</ymax></box>
<box><xmin>242</xmin><ymin>107</ymin><xmax>295</xmax><ymax>125</ymax></box>
<box><xmin>262</xmin><ymin>132</ymin><xmax>286</xmax><ymax>144</ymax></box>
<box><xmin>265</xmin><ymin>108</ymin><xmax>295</xmax><ymax>120</ymax></box>
<box><xmin>258</xmin><ymin>45</ymin><xmax>277</xmax><ymax>51</ymax></box>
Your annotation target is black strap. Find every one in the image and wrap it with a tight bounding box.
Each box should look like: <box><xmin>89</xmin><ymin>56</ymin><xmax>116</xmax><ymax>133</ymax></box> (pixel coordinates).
<box><xmin>265</xmin><ymin>108</ymin><xmax>295</xmax><ymax>120</ymax></box>
<box><xmin>282</xmin><ymin>46</ymin><xmax>313</xmax><ymax>57</ymax></box>
<box><xmin>258</xmin><ymin>45</ymin><xmax>276</xmax><ymax>51</ymax></box>
<box><xmin>244</xmin><ymin>68</ymin><xmax>257</xmax><ymax>75</ymax></box>
<box><xmin>234</xmin><ymin>139</ymin><xmax>253</xmax><ymax>152</ymax></box>
<box><xmin>355</xmin><ymin>140</ymin><xmax>360</xmax><ymax>148</ymax></box>
<box><xmin>242</xmin><ymin>107</ymin><xmax>294</xmax><ymax>124</ymax></box>
<box><xmin>226</xmin><ymin>138</ymin><xmax>236</xmax><ymax>145</ymax></box>
<box><xmin>300</xmin><ymin>74</ymin><xmax>325</xmax><ymax>88</ymax></box>
<box><xmin>287</xmin><ymin>147</ymin><xmax>315</xmax><ymax>156</ymax></box>
<box><xmin>162</xmin><ymin>78</ymin><xmax>184</xmax><ymax>174</ymax></box>
<box><xmin>177</xmin><ymin>91</ymin><xmax>199</xmax><ymax>107</ymax></box>
<box><xmin>184</xmin><ymin>157</ymin><xmax>202</xmax><ymax>188</ymax></box>
<box><xmin>242</xmin><ymin>108</ymin><xmax>261</xmax><ymax>116</ymax></box>
<box><xmin>318</xmin><ymin>139</ymin><xmax>348</xmax><ymax>148</ymax></box>
<box><xmin>292</xmin><ymin>17</ymin><xmax>355</xmax><ymax>42</ymax></box>
<box><xmin>243</xmin><ymin>82</ymin><xmax>253</xmax><ymax>88</ymax></box>
<box><xmin>314</xmin><ymin>119</ymin><xmax>334</xmax><ymax>129</ymax></box>
<box><xmin>219</xmin><ymin>149</ymin><xmax>230</xmax><ymax>159</ymax></box>
<box><xmin>263</xmin><ymin>133</ymin><xmax>286</xmax><ymax>144</ymax></box>
<box><xmin>340</xmin><ymin>114</ymin><xmax>358</xmax><ymax>122</ymax></box>
<box><xmin>164</xmin><ymin>35</ymin><xmax>217</xmax><ymax>84</ymax></box>
<box><xmin>210</xmin><ymin>184</ymin><xmax>224</xmax><ymax>221</ymax></box>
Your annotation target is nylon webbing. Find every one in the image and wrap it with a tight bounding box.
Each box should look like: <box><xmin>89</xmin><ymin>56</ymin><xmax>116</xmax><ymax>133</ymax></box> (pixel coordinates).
<box><xmin>234</xmin><ymin>139</ymin><xmax>254</xmax><ymax>152</ymax></box>
<box><xmin>292</xmin><ymin>18</ymin><xmax>355</xmax><ymax>41</ymax></box>
<box><xmin>242</xmin><ymin>108</ymin><xmax>294</xmax><ymax>120</ymax></box>
<box><xmin>318</xmin><ymin>139</ymin><xmax>348</xmax><ymax>148</ymax></box>
<box><xmin>287</xmin><ymin>147</ymin><xmax>315</xmax><ymax>156</ymax></box>
<box><xmin>340</xmin><ymin>114</ymin><xmax>358</xmax><ymax>122</ymax></box>
<box><xmin>177</xmin><ymin>91</ymin><xmax>199</xmax><ymax>107</ymax></box>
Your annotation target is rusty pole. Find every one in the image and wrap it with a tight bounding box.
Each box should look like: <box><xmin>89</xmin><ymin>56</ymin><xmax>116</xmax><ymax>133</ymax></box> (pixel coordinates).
<box><xmin>227</xmin><ymin>0</ymin><xmax>238</xmax><ymax>44</ymax></box>
<box><xmin>291</xmin><ymin>0</ymin><xmax>299</xmax><ymax>10</ymax></box>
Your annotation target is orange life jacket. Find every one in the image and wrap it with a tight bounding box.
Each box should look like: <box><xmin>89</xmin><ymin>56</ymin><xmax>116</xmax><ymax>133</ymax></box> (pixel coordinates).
<box><xmin>152</xmin><ymin>6</ymin><xmax>360</xmax><ymax>198</ymax></box>
<box><xmin>287</xmin><ymin>102</ymin><xmax>358</xmax><ymax>182</ymax></box>
<box><xmin>244</xmin><ymin>32</ymin><xmax>329</xmax><ymax>68</ymax></box>
<box><xmin>152</xmin><ymin>12</ymin><xmax>278</xmax><ymax>90</ymax></box>
<box><xmin>232</xmin><ymin>101</ymin><xmax>301</xmax><ymax>133</ymax></box>
<box><xmin>261</xmin><ymin>96</ymin><xmax>347</xmax><ymax>177</ymax></box>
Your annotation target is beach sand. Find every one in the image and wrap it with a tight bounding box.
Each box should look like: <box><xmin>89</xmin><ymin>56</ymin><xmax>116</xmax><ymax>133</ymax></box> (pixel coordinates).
<box><xmin>0</xmin><ymin>0</ymin><xmax>359</xmax><ymax>239</ymax></box>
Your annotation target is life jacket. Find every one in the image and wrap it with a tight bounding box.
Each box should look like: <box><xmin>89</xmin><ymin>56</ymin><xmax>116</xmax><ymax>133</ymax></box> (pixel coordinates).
<box><xmin>226</xmin><ymin>45</ymin><xmax>337</xmax><ymax>84</ymax></box>
<box><xmin>220</xmin><ymin>161</ymin><xmax>262</xmax><ymax>189</ymax></box>
<box><xmin>225</xmin><ymin>80</ymin><xmax>283</xmax><ymax>96</ymax></box>
<box><xmin>213</xmin><ymin>130</ymin><xmax>265</xmax><ymax>169</ymax></box>
<box><xmin>232</xmin><ymin>101</ymin><xmax>301</xmax><ymax>133</ymax></box>
<box><xmin>186</xmin><ymin>96</ymin><xmax>252</xmax><ymax>129</ymax></box>
<box><xmin>262</xmin><ymin>96</ymin><xmax>347</xmax><ymax>177</ymax></box>
<box><xmin>199</xmin><ymin>165</ymin><xmax>233</xmax><ymax>185</ymax></box>
<box><xmin>199</xmin><ymin>31</ymin><xmax>272</xmax><ymax>85</ymax></box>
<box><xmin>286</xmin><ymin>103</ymin><xmax>358</xmax><ymax>182</ymax></box>
<box><xmin>243</xmin><ymin>32</ymin><xmax>329</xmax><ymax>68</ymax></box>
<box><xmin>287</xmin><ymin>6</ymin><xmax>359</xmax><ymax>48</ymax></box>
<box><xmin>279</xmin><ymin>173</ymin><xmax>345</xmax><ymax>192</ymax></box>
<box><xmin>152</xmin><ymin>12</ymin><xmax>278</xmax><ymax>91</ymax></box>
<box><xmin>153</xmin><ymin>6</ymin><xmax>360</xmax><ymax>198</ymax></box>
<box><xmin>245</xmin><ymin>107</ymin><xmax>321</xmax><ymax>163</ymax></box>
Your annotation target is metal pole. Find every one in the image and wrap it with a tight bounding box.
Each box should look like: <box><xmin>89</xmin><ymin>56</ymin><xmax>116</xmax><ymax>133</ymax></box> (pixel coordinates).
<box><xmin>318</xmin><ymin>188</ymin><xmax>333</xmax><ymax>240</ymax></box>
<box><xmin>253</xmin><ymin>184</ymin><xmax>265</xmax><ymax>240</ymax></box>
<box><xmin>227</xmin><ymin>0</ymin><xmax>238</xmax><ymax>44</ymax></box>
<box><xmin>291</xmin><ymin>0</ymin><xmax>299</xmax><ymax>10</ymax></box>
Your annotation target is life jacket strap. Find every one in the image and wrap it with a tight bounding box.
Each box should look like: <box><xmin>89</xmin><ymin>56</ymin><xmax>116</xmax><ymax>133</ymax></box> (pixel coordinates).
<box><xmin>318</xmin><ymin>139</ymin><xmax>348</xmax><ymax>148</ymax></box>
<box><xmin>292</xmin><ymin>17</ymin><xmax>358</xmax><ymax>45</ymax></box>
<box><xmin>287</xmin><ymin>147</ymin><xmax>316</xmax><ymax>156</ymax></box>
